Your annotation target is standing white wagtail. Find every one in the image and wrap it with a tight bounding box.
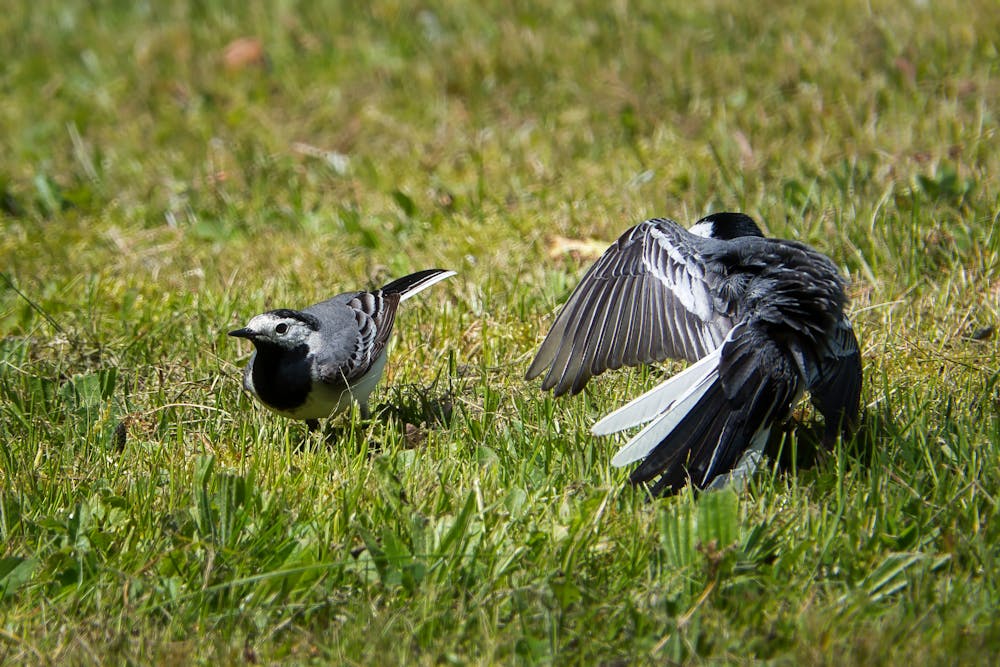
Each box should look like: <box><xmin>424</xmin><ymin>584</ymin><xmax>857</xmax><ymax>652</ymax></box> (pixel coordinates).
<box><xmin>526</xmin><ymin>213</ymin><xmax>862</xmax><ymax>495</ymax></box>
<box><xmin>229</xmin><ymin>269</ymin><xmax>455</xmax><ymax>430</ymax></box>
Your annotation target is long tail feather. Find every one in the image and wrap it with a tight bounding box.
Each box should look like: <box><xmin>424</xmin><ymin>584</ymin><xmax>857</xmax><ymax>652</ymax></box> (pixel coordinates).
<box><xmin>593</xmin><ymin>348</ymin><xmax>721</xmax><ymax>436</ymax></box>
<box><xmin>613</xmin><ymin>328</ymin><xmax>798</xmax><ymax>494</ymax></box>
<box><xmin>609</xmin><ymin>366</ymin><xmax>719</xmax><ymax>467</ymax></box>
<box><xmin>380</xmin><ymin>269</ymin><xmax>456</xmax><ymax>301</ymax></box>
<box><xmin>704</xmin><ymin>427</ymin><xmax>770</xmax><ymax>491</ymax></box>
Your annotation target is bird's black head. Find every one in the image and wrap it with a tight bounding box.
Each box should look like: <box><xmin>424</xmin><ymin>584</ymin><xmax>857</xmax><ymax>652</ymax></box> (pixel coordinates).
<box><xmin>689</xmin><ymin>212</ymin><xmax>765</xmax><ymax>240</ymax></box>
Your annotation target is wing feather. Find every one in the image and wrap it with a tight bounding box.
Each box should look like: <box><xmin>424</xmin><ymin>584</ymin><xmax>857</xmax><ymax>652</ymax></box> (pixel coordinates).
<box><xmin>526</xmin><ymin>219</ymin><xmax>735</xmax><ymax>396</ymax></box>
<box><xmin>810</xmin><ymin>317</ymin><xmax>863</xmax><ymax>440</ymax></box>
<box><xmin>633</xmin><ymin>275</ymin><xmax>655</xmax><ymax>365</ymax></box>
<box><xmin>537</xmin><ymin>275</ymin><xmax>603</xmax><ymax>391</ymax></box>
<box><xmin>588</xmin><ymin>276</ymin><xmax>629</xmax><ymax>374</ymax></box>
<box><xmin>312</xmin><ymin>290</ymin><xmax>401</xmax><ymax>385</ymax></box>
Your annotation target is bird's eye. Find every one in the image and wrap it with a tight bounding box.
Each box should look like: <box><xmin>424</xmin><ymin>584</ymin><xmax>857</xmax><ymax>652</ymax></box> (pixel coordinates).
<box><xmin>275</xmin><ymin>323</ymin><xmax>288</xmax><ymax>334</ymax></box>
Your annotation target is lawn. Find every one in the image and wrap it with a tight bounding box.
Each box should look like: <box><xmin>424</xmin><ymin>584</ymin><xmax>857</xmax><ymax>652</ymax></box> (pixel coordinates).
<box><xmin>2</xmin><ymin>0</ymin><xmax>999</xmax><ymax>664</ymax></box>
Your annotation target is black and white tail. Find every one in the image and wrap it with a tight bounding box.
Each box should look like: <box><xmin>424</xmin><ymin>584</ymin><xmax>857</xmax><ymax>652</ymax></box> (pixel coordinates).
<box><xmin>379</xmin><ymin>269</ymin><xmax>456</xmax><ymax>302</ymax></box>
<box><xmin>594</xmin><ymin>326</ymin><xmax>799</xmax><ymax>494</ymax></box>
<box><xmin>342</xmin><ymin>269</ymin><xmax>456</xmax><ymax>379</ymax></box>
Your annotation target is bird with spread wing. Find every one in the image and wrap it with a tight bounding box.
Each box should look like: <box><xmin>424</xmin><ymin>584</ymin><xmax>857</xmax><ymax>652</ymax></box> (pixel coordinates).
<box><xmin>526</xmin><ymin>212</ymin><xmax>862</xmax><ymax>495</ymax></box>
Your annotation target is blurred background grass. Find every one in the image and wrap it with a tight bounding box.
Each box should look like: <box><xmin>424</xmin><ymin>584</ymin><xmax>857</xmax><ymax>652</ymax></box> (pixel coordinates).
<box><xmin>1</xmin><ymin>0</ymin><xmax>999</xmax><ymax>664</ymax></box>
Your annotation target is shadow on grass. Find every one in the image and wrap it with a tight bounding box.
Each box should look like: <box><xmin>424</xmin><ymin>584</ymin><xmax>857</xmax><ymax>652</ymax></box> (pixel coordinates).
<box><xmin>309</xmin><ymin>382</ymin><xmax>457</xmax><ymax>453</ymax></box>
<box><xmin>375</xmin><ymin>382</ymin><xmax>456</xmax><ymax>431</ymax></box>
<box><xmin>766</xmin><ymin>404</ymin><xmax>888</xmax><ymax>474</ymax></box>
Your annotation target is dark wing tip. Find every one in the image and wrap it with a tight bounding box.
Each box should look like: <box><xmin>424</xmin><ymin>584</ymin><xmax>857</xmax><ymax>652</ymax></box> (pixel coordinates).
<box><xmin>525</xmin><ymin>345</ymin><xmax>553</xmax><ymax>382</ymax></box>
<box><xmin>812</xmin><ymin>326</ymin><xmax>863</xmax><ymax>440</ymax></box>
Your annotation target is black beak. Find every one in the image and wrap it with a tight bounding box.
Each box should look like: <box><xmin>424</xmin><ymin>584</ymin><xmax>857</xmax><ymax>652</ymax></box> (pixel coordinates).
<box><xmin>228</xmin><ymin>327</ymin><xmax>256</xmax><ymax>339</ymax></box>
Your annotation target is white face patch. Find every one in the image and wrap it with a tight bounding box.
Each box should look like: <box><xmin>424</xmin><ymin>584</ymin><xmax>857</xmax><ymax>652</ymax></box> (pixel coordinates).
<box><xmin>246</xmin><ymin>312</ymin><xmax>314</xmax><ymax>349</ymax></box>
<box><xmin>687</xmin><ymin>221</ymin><xmax>716</xmax><ymax>239</ymax></box>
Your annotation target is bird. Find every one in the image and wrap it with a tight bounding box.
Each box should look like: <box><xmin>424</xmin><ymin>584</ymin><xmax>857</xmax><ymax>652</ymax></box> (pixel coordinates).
<box><xmin>229</xmin><ymin>269</ymin><xmax>455</xmax><ymax>430</ymax></box>
<box><xmin>526</xmin><ymin>212</ymin><xmax>862</xmax><ymax>495</ymax></box>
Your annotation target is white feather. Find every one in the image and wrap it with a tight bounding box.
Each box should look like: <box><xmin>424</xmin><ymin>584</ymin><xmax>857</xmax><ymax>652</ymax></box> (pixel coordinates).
<box><xmin>592</xmin><ymin>347</ymin><xmax>721</xmax><ymax>436</ymax></box>
<box><xmin>608</xmin><ymin>360</ymin><xmax>720</xmax><ymax>467</ymax></box>
<box><xmin>397</xmin><ymin>270</ymin><xmax>457</xmax><ymax>302</ymax></box>
<box><xmin>687</xmin><ymin>221</ymin><xmax>715</xmax><ymax>238</ymax></box>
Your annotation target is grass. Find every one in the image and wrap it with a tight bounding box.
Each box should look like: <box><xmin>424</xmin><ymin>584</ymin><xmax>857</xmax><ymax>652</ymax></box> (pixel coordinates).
<box><xmin>1</xmin><ymin>0</ymin><xmax>999</xmax><ymax>663</ymax></box>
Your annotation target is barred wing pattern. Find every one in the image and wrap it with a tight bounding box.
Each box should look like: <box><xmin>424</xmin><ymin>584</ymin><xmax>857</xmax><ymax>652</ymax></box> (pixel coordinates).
<box><xmin>344</xmin><ymin>290</ymin><xmax>401</xmax><ymax>381</ymax></box>
<box><xmin>311</xmin><ymin>268</ymin><xmax>455</xmax><ymax>388</ymax></box>
<box><xmin>525</xmin><ymin>219</ymin><xmax>735</xmax><ymax>396</ymax></box>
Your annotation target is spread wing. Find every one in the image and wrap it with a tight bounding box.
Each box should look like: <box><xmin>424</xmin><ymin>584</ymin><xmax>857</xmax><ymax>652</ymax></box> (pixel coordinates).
<box><xmin>526</xmin><ymin>218</ymin><xmax>736</xmax><ymax>396</ymax></box>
